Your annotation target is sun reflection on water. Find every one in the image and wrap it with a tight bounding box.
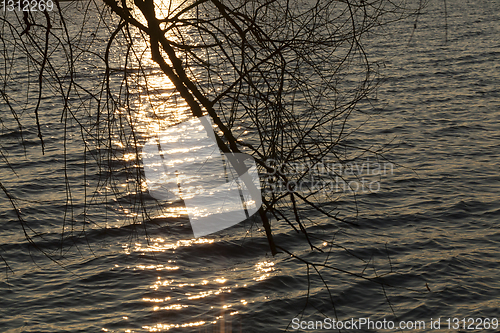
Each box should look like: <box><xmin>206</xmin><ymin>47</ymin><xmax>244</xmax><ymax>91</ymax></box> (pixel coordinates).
<box><xmin>120</xmin><ymin>232</ymin><xmax>272</xmax><ymax>332</ymax></box>
<box><xmin>117</xmin><ymin>226</ymin><xmax>284</xmax><ymax>331</ymax></box>
<box><xmin>133</xmin><ymin>238</ymin><xmax>215</xmax><ymax>253</ymax></box>
<box><xmin>119</xmin><ymin>0</ymin><xmax>198</xmax><ymax>166</ymax></box>
<box><xmin>142</xmin><ymin>321</ymin><xmax>206</xmax><ymax>332</ymax></box>
<box><xmin>254</xmin><ymin>260</ymin><xmax>275</xmax><ymax>282</ymax></box>
<box><xmin>112</xmin><ymin>0</ymin><xmax>271</xmax><ymax>330</ymax></box>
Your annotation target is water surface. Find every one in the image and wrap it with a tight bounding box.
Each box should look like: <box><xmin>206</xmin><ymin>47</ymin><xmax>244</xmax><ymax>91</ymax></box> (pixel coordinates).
<box><xmin>1</xmin><ymin>0</ymin><xmax>499</xmax><ymax>332</ymax></box>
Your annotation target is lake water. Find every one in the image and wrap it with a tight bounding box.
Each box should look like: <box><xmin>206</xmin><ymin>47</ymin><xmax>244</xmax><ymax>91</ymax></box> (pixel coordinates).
<box><xmin>1</xmin><ymin>0</ymin><xmax>499</xmax><ymax>332</ymax></box>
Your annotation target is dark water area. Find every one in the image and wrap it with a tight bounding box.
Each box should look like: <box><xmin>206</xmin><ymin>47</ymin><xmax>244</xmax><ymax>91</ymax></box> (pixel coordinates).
<box><xmin>1</xmin><ymin>0</ymin><xmax>500</xmax><ymax>332</ymax></box>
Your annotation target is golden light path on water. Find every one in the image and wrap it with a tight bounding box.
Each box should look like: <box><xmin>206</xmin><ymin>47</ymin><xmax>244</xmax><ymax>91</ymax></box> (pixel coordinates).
<box><xmin>107</xmin><ymin>1</ymin><xmax>280</xmax><ymax>331</ymax></box>
<box><xmin>124</xmin><ymin>0</ymin><xmax>197</xmax><ymax>134</ymax></box>
<box><xmin>112</xmin><ymin>0</ymin><xmax>204</xmax><ymax>221</ymax></box>
<box><xmin>119</xmin><ymin>236</ymin><xmax>277</xmax><ymax>332</ymax></box>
